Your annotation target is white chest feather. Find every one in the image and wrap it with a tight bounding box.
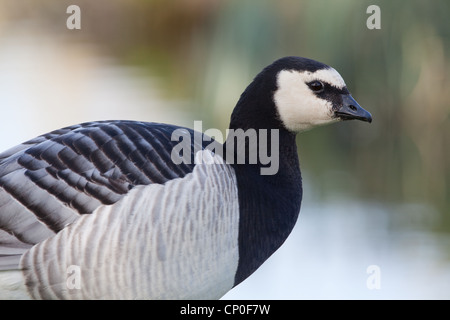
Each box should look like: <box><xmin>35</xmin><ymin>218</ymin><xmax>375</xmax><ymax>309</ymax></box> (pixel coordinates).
<box><xmin>19</xmin><ymin>151</ymin><xmax>240</xmax><ymax>299</ymax></box>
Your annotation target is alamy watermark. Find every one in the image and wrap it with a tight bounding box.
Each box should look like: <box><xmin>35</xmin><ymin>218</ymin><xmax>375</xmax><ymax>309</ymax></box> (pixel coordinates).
<box><xmin>66</xmin><ymin>263</ymin><xmax>383</xmax><ymax>293</ymax></box>
<box><xmin>366</xmin><ymin>5</ymin><xmax>381</xmax><ymax>30</ymax></box>
<box><xmin>66</xmin><ymin>264</ymin><xmax>81</xmax><ymax>290</ymax></box>
<box><xmin>66</xmin><ymin>5</ymin><xmax>381</xmax><ymax>31</ymax></box>
<box><xmin>366</xmin><ymin>264</ymin><xmax>381</xmax><ymax>290</ymax></box>
<box><xmin>66</xmin><ymin>5</ymin><xmax>81</xmax><ymax>30</ymax></box>
<box><xmin>170</xmin><ymin>121</ymin><xmax>280</xmax><ymax>175</ymax></box>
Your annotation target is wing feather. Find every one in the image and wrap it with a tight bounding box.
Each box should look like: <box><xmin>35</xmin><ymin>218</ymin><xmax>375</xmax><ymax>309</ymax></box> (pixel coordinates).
<box><xmin>0</xmin><ymin>121</ymin><xmax>203</xmax><ymax>270</ymax></box>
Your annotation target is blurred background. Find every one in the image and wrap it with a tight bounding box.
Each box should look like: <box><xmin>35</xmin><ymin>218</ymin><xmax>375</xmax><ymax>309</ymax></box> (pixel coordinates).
<box><xmin>0</xmin><ymin>0</ymin><xmax>449</xmax><ymax>299</ymax></box>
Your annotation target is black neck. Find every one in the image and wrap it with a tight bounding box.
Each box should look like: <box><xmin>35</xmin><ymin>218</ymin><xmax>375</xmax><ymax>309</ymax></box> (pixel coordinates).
<box><xmin>224</xmin><ymin>82</ymin><xmax>303</xmax><ymax>286</ymax></box>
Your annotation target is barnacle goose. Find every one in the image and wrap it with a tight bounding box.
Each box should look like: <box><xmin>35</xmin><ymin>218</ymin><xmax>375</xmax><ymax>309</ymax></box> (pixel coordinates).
<box><xmin>0</xmin><ymin>56</ymin><xmax>372</xmax><ymax>299</ymax></box>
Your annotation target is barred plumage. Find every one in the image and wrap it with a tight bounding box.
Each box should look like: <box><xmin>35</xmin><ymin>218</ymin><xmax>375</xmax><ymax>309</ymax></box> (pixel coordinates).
<box><xmin>0</xmin><ymin>121</ymin><xmax>202</xmax><ymax>270</ymax></box>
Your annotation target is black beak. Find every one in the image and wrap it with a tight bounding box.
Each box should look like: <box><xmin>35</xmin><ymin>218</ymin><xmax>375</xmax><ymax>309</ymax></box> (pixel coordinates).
<box><xmin>335</xmin><ymin>94</ymin><xmax>372</xmax><ymax>123</ymax></box>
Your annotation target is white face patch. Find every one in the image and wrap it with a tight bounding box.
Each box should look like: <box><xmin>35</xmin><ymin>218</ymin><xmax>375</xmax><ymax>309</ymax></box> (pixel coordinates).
<box><xmin>273</xmin><ymin>68</ymin><xmax>347</xmax><ymax>132</ymax></box>
<box><xmin>304</xmin><ymin>67</ymin><xmax>346</xmax><ymax>89</ymax></box>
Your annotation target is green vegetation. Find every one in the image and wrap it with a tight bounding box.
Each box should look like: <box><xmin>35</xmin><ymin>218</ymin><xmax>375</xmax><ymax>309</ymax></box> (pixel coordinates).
<box><xmin>3</xmin><ymin>0</ymin><xmax>449</xmax><ymax>232</ymax></box>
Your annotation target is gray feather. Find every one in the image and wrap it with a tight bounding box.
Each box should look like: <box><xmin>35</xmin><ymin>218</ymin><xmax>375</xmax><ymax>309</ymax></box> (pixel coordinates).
<box><xmin>0</xmin><ymin>121</ymin><xmax>203</xmax><ymax>271</ymax></box>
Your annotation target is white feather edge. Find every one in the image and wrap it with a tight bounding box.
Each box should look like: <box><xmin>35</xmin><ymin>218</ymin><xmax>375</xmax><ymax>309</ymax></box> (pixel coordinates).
<box><xmin>9</xmin><ymin>150</ymin><xmax>239</xmax><ymax>300</ymax></box>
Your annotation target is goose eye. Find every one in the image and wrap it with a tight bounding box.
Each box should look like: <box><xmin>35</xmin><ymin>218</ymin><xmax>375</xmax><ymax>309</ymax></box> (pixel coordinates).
<box><xmin>308</xmin><ymin>80</ymin><xmax>324</xmax><ymax>92</ymax></box>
